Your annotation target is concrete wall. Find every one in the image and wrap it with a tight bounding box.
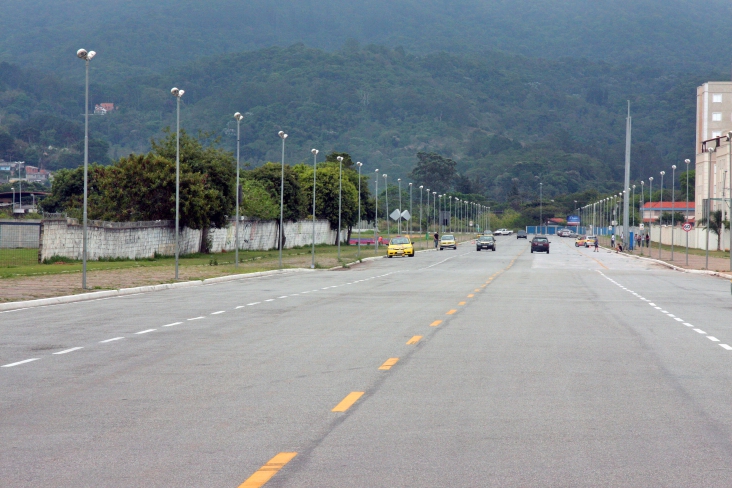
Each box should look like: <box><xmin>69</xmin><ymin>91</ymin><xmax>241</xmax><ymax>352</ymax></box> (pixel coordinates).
<box><xmin>40</xmin><ymin>217</ymin><xmax>345</xmax><ymax>261</ymax></box>
<box><xmin>649</xmin><ymin>225</ymin><xmax>730</xmax><ymax>252</ymax></box>
<box><xmin>0</xmin><ymin>220</ymin><xmax>40</xmax><ymax>249</ymax></box>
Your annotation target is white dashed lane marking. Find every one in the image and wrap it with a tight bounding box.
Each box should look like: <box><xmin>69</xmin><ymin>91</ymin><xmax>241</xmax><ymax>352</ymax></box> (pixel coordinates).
<box><xmin>100</xmin><ymin>337</ymin><xmax>124</xmax><ymax>343</ymax></box>
<box><xmin>53</xmin><ymin>347</ymin><xmax>83</xmax><ymax>355</ymax></box>
<box><xmin>2</xmin><ymin>358</ymin><xmax>40</xmax><ymax>368</ymax></box>
<box><xmin>135</xmin><ymin>329</ymin><xmax>156</xmax><ymax>335</ymax></box>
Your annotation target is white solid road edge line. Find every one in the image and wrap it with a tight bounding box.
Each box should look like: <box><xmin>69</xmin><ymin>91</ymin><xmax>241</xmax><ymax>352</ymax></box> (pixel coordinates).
<box><xmin>0</xmin><ymin>268</ymin><xmax>316</xmax><ymax>313</ymax></box>
<box><xmin>2</xmin><ymin>358</ymin><xmax>40</xmax><ymax>368</ymax></box>
<box><xmin>53</xmin><ymin>347</ymin><xmax>83</xmax><ymax>355</ymax></box>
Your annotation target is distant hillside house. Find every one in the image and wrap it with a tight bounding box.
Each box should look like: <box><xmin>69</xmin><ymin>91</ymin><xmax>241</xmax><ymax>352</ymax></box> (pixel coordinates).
<box><xmin>94</xmin><ymin>103</ymin><xmax>115</xmax><ymax>115</ymax></box>
<box><xmin>25</xmin><ymin>165</ymin><xmax>51</xmax><ymax>182</ymax></box>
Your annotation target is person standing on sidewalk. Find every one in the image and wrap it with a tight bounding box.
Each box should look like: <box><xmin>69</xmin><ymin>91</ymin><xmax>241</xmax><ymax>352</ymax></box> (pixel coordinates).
<box><xmin>433</xmin><ymin>232</ymin><xmax>439</xmax><ymax>249</ymax></box>
<box><xmin>594</xmin><ymin>237</ymin><xmax>599</xmax><ymax>252</ymax></box>
<box><xmin>645</xmin><ymin>233</ymin><xmax>650</xmax><ymax>248</ymax></box>
<box><xmin>611</xmin><ymin>233</ymin><xmax>615</xmax><ymax>249</ymax></box>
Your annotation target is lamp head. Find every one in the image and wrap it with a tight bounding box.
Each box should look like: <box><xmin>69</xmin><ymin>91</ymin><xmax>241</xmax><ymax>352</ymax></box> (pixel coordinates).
<box><xmin>311</xmin><ymin>148</ymin><xmax>318</xmax><ymax>155</ymax></box>
<box><xmin>357</xmin><ymin>162</ymin><xmax>362</xmax><ymax>167</ymax></box>
<box><xmin>398</xmin><ymin>178</ymin><xmax>401</xmax><ymax>182</ymax></box>
<box><xmin>708</xmin><ymin>147</ymin><xmax>715</xmax><ymax>153</ymax></box>
<box><xmin>684</xmin><ymin>159</ymin><xmax>690</xmax><ymax>164</ymax></box>
<box><xmin>77</xmin><ymin>49</ymin><xmax>87</xmax><ymax>59</ymax></box>
<box><xmin>375</xmin><ymin>169</ymin><xmax>379</xmax><ymax>173</ymax></box>
<box><xmin>672</xmin><ymin>165</ymin><xmax>676</xmax><ymax>170</ymax></box>
<box><xmin>278</xmin><ymin>131</ymin><xmax>287</xmax><ymax>139</ymax></box>
<box><xmin>649</xmin><ymin>177</ymin><xmax>653</xmax><ymax>181</ymax></box>
<box><xmin>419</xmin><ymin>185</ymin><xmax>423</xmax><ymax>189</ymax></box>
<box><xmin>234</xmin><ymin>112</ymin><xmax>243</xmax><ymax>121</ymax></box>
<box><xmin>337</xmin><ymin>156</ymin><xmax>343</xmax><ymax>162</ymax></box>
<box><xmin>408</xmin><ymin>182</ymin><xmax>412</xmax><ymax>186</ymax></box>
<box><xmin>660</xmin><ymin>171</ymin><xmax>665</xmax><ymax>176</ymax></box>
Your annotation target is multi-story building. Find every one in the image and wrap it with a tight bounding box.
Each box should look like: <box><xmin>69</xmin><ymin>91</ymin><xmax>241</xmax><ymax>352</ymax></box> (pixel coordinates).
<box><xmin>695</xmin><ymin>82</ymin><xmax>732</xmax><ymax>224</ymax></box>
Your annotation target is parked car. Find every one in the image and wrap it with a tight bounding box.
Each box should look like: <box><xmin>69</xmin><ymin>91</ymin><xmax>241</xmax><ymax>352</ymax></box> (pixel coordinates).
<box><xmin>531</xmin><ymin>235</ymin><xmax>550</xmax><ymax>253</ymax></box>
<box><xmin>387</xmin><ymin>236</ymin><xmax>415</xmax><ymax>258</ymax></box>
<box><xmin>494</xmin><ymin>228</ymin><xmax>513</xmax><ymax>235</ymax></box>
<box><xmin>516</xmin><ymin>230</ymin><xmax>528</xmax><ymax>239</ymax></box>
<box><xmin>440</xmin><ymin>234</ymin><xmax>457</xmax><ymax>250</ymax></box>
<box><xmin>575</xmin><ymin>235</ymin><xmax>588</xmax><ymax>247</ymax></box>
<box><xmin>476</xmin><ymin>235</ymin><xmax>496</xmax><ymax>251</ymax></box>
<box><xmin>584</xmin><ymin>235</ymin><xmax>597</xmax><ymax>247</ymax></box>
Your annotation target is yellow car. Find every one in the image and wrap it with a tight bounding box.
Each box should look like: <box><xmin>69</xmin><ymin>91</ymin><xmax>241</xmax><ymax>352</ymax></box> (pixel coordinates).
<box><xmin>387</xmin><ymin>237</ymin><xmax>415</xmax><ymax>258</ymax></box>
<box><xmin>440</xmin><ymin>234</ymin><xmax>457</xmax><ymax>250</ymax></box>
<box><xmin>585</xmin><ymin>235</ymin><xmax>597</xmax><ymax>247</ymax></box>
<box><xmin>575</xmin><ymin>235</ymin><xmax>588</xmax><ymax>247</ymax></box>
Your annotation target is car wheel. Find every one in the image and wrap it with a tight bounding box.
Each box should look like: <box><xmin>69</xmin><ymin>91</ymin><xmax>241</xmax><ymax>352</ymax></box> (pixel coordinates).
<box><xmin>440</xmin><ymin>248</ymin><xmax>443</xmax><ymax>251</ymax></box>
<box><xmin>409</xmin><ymin>253</ymin><xmax>415</xmax><ymax>257</ymax></box>
<box><xmin>477</xmin><ymin>248</ymin><xmax>481</xmax><ymax>251</ymax></box>
<box><xmin>547</xmin><ymin>250</ymin><xmax>550</xmax><ymax>254</ymax></box>
<box><xmin>492</xmin><ymin>247</ymin><xmax>496</xmax><ymax>251</ymax></box>
<box><xmin>388</xmin><ymin>255</ymin><xmax>393</xmax><ymax>258</ymax></box>
<box><xmin>531</xmin><ymin>249</ymin><xmax>534</xmax><ymax>253</ymax></box>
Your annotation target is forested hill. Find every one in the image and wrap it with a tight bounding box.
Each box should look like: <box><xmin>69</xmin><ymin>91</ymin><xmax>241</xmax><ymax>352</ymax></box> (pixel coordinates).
<box><xmin>0</xmin><ymin>44</ymin><xmax>715</xmax><ymax>200</ymax></box>
<box><xmin>0</xmin><ymin>0</ymin><xmax>729</xmax><ymax>82</ymax></box>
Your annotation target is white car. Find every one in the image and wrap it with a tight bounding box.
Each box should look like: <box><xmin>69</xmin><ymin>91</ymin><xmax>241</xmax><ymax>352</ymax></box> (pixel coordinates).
<box><xmin>494</xmin><ymin>228</ymin><xmax>513</xmax><ymax>235</ymax></box>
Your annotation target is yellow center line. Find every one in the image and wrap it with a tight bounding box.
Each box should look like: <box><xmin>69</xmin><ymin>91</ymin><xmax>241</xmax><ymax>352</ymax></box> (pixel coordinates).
<box><xmin>332</xmin><ymin>392</ymin><xmax>365</xmax><ymax>412</ymax></box>
<box><xmin>480</xmin><ymin>284</ymin><xmax>486</xmax><ymax>288</ymax></box>
<box><xmin>446</xmin><ymin>309</ymin><xmax>457</xmax><ymax>315</ymax></box>
<box><xmin>467</xmin><ymin>294</ymin><xmax>474</xmax><ymax>298</ymax></box>
<box><xmin>474</xmin><ymin>288</ymin><xmax>481</xmax><ymax>292</ymax></box>
<box><xmin>238</xmin><ymin>452</ymin><xmax>297</xmax><ymax>488</ymax></box>
<box><xmin>430</xmin><ymin>320</ymin><xmax>443</xmax><ymax>326</ymax></box>
<box><xmin>406</xmin><ymin>335</ymin><xmax>422</xmax><ymax>345</ymax></box>
<box><xmin>379</xmin><ymin>358</ymin><xmax>400</xmax><ymax>370</ymax></box>
<box><xmin>458</xmin><ymin>301</ymin><xmax>466</xmax><ymax>306</ymax></box>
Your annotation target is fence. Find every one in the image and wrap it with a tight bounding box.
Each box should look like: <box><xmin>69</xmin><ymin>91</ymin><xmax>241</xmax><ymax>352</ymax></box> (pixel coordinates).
<box><xmin>0</xmin><ymin>220</ymin><xmax>41</xmax><ymax>267</ymax></box>
<box><xmin>525</xmin><ymin>226</ymin><xmax>588</xmax><ymax>235</ymax></box>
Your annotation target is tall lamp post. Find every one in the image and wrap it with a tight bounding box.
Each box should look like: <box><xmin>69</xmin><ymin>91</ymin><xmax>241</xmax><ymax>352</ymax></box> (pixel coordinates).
<box><xmin>419</xmin><ymin>186</ymin><xmax>424</xmax><ymax>235</ymax></box>
<box><xmin>374</xmin><ymin>169</ymin><xmax>379</xmax><ymax>253</ymax></box>
<box><xmin>684</xmin><ymin>159</ymin><xmax>690</xmax><ymax>265</ymax></box>
<box><xmin>310</xmin><ymin>149</ymin><xmax>319</xmax><ymax>268</ymax></box>
<box><xmin>277</xmin><ymin>130</ymin><xmax>287</xmax><ymax>269</ymax></box>
<box><xmin>356</xmin><ymin>162</ymin><xmax>362</xmax><ymax>258</ymax></box>
<box><xmin>671</xmin><ymin>165</ymin><xmax>676</xmax><ymax>260</ymax></box>
<box><xmin>659</xmin><ymin>171</ymin><xmax>665</xmax><ymax>258</ymax></box>
<box><xmin>409</xmin><ymin>182</ymin><xmax>413</xmax><ymax>237</ymax></box>
<box><xmin>432</xmin><ymin>192</ymin><xmax>436</xmax><ymax>235</ymax></box>
<box><xmin>649</xmin><ymin>177</ymin><xmax>654</xmax><ymax>252</ymax></box>
<box><xmin>640</xmin><ymin>181</ymin><xmax>645</xmax><ymax>255</ymax></box>
<box><xmin>706</xmin><ymin>147</ymin><xmax>714</xmax><ymax>269</ymax></box>
<box><xmin>728</xmin><ymin>132</ymin><xmax>732</xmax><ymax>271</ymax></box>
<box><xmin>234</xmin><ymin>112</ymin><xmax>244</xmax><ymax>268</ymax></box>
<box><xmin>383</xmin><ymin>174</ymin><xmax>389</xmax><ymax>238</ymax></box>
<box><xmin>337</xmin><ymin>156</ymin><xmax>344</xmax><ymax>260</ymax></box>
<box><xmin>77</xmin><ymin>48</ymin><xmax>96</xmax><ymax>289</ymax></box>
<box><xmin>397</xmin><ymin>178</ymin><xmax>402</xmax><ymax>235</ymax></box>
<box><xmin>539</xmin><ymin>181</ymin><xmax>543</xmax><ymax>234</ymax></box>
<box><xmin>448</xmin><ymin>196</ymin><xmax>453</xmax><ymax>233</ymax></box>
<box><xmin>170</xmin><ymin>86</ymin><xmax>184</xmax><ymax>280</ymax></box>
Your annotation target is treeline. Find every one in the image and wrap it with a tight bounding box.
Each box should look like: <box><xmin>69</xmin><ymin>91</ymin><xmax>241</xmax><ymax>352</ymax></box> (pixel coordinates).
<box><xmin>40</xmin><ymin>132</ymin><xmax>375</xmax><ymax>243</ymax></box>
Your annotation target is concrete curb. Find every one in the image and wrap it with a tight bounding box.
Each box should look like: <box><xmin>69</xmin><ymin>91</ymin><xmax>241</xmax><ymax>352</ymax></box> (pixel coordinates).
<box><xmin>0</xmin><ymin>268</ymin><xmax>315</xmax><ymax>312</ymax></box>
<box><xmin>600</xmin><ymin>246</ymin><xmax>732</xmax><ymax>280</ymax></box>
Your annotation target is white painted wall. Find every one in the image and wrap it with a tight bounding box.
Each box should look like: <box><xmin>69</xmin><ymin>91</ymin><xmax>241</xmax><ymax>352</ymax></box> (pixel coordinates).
<box><xmin>650</xmin><ymin>225</ymin><xmax>729</xmax><ymax>252</ymax></box>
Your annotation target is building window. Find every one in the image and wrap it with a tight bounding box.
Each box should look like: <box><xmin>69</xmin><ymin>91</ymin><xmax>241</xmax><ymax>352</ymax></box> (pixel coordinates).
<box><xmin>713</xmin><ymin>131</ymin><xmax>722</xmax><ymax>138</ymax></box>
<box><xmin>713</xmin><ymin>94</ymin><xmax>723</xmax><ymax>103</ymax></box>
<box><xmin>712</xmin><ymin>112</ymin><xmax>722</xmax><ymax>121</ymax></box>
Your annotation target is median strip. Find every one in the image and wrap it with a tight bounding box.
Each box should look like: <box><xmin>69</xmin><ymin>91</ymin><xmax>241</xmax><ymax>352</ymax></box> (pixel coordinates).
<box><xmin>238</xmin><ymin>452</ymin><xmax>297</xmax><ymax>488</ymax></box>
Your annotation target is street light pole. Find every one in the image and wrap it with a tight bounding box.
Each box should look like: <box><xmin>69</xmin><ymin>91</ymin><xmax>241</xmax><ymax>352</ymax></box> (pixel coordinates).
<box><xmin>337</xmin><ymin>156</ymin><xmax>343</xmax><ymax>260</ymax></box>
<box><xmin>397</xmin><ymin>178</ymin><xmax>402</xmax><ymax>235</ymax></box>
<box><xmin>706</xmin><ymin>147</ymin><xmax>714</xmax><ymax>269</ymax></box>
<box><xmin>539</xmin><ymin>182</ymin><xmax>543</xmax><ymax>234</ymax></box>
<box><xmin>77</xmin><ymin>48</ymin><xmax>96</xmax><ymax>289</ymax></box>
<box><xmin>729</xmin><ymin>132</ymin><xmax>732</xmax><ymax>271</ymax></box>
<box><xmin>640</xmin><ymin>181</ymin><xmax>644</xmax><ymax>255</ymax></box>
<box><xmin>374</xmin><ymin>169</ymin><xmax>379</xmax><ymax>253</ymax></box>
<box><xmin>357</xmin><ymin>162</ymin><xmax>362</xmax><ymax>258</ymax></box>
<box><xmin>419</xmin><ymin>186</ymin><xmax>423</xmax><ymax>236</ymax></box>
<box><xmin>671</xmin><ymin>165</ymin><xmax>676</xmax><ymax>260</ymax></box>
<box><xmin>234</xmin><ymin>112</ymin><xmax>244</xmax><ymax>268</ymax></box>
<box><xmin>409</xmin><ymin>182</ymin><xmax>413</xmax><ymax>238</ymax></box>
<box><xmin>310</xmin><ymin>149</ymin><xmax>319</xmax><ymax>268</ymax></box>
<box><xmin>384</xmin><ymin>174</ymin><xmax>389</xmax><ymax>239</ymax></box>
<box><xmin>649</xmin><ymin>177</ymin><xmax>654</xmax><ymax>253</ymax></box>
<box><xmin>170</xmin><ymin>86</ymin><xmax>184</xmax><ymax>280</ymax></box>
<box><xmin>277</xmin><ymin>131</ymin><xmax>287</xmax><ymax>269</ymax></box>
<box><xmin>684</xmin><ymin>159</ymin><xmax>690</xmax><ymax>265</ymax></box>
<box><xmin>659</xmin><ymin>171</ymin><xmax>665</xmax><ymax>258</ymax></box>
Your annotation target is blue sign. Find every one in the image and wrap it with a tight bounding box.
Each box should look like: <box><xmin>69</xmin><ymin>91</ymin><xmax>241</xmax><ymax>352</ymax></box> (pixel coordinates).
<box><xmin>567</xmin><ymin>215</ymin><xmax>580</xmax><ymax>226</ymax></box>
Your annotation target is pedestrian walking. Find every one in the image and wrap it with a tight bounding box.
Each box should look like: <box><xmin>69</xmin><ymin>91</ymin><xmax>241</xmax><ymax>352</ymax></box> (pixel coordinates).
<box><xmin>636</xmin><ymin>233</ymin><xmax>641</xmax><ymax>250</ymax></box>
<box><xmin>593</xmin><ymin>237</ymin><xmax>599</xmax><ymax>252</ymax></box>
<box><xmin>645</xmin><ymin>233</ymin><xmax>650</xmax><ymax>248</ymax></box>
<box><xmin>433</xmin><ymin>232</ymin><xmax>439</xmax><ymax>249</ymax></box>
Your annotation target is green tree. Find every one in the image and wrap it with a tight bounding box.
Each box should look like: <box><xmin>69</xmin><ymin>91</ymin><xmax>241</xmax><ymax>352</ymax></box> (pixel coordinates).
<box><xmin>409</xmin><ymin>152</ymin><xmax>457</xmax><ymax>193</ymax></box>
<box><xmin>247</xmin><ymin>163</ymin><xmax>304</xmax><ymax>221</ymax></box>
<box><xmin>679</xmin><ymin>169</ymin><xmax>695</xmax><ymax>201</ymax></box>
<box><xmin>699</xmin><ymin>210</ymin><xmax>729</xmax><ymax>251</ymax></box>
<box><xmin>239</xmin><ymin>178</ymin><xmax>279</xmax><ymax>220</ymax></box>
<box><xmin>151</xmin><ymin>129</ymin><xmax>235</xmax><ymax>228</ymax></box>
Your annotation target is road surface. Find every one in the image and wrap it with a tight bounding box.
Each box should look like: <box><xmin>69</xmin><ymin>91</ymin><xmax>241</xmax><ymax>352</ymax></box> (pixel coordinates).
<box><xmin>2</xmin><ymin>235</ymin><xmax>732</xmax><ymax>487</ymax></box>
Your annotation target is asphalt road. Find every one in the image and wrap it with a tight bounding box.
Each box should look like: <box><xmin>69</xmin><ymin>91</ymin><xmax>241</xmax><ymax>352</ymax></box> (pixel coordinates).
<box><xmin>2</xmin><ymin>235</ymin><xmax>732</xmax><ymax>487</ymax></box>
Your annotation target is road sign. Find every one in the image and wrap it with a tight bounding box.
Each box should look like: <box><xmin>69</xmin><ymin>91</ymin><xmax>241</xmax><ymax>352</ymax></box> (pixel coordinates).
<box><xmin>400</xmin><ymin>209</ymin><xmax>411</xmax><ymax>221</ymax></box>
<box><xmin>639</xmin><ymin>223</ymin><xmax>644</xmax><ymax>229</ymax></box>
<box><xmin>682</xmin><ymin>223</ymin><xmax>692</xmax><ymax>232</ymax></box>
<box><xmin>390</xmin><ymin>209</ymin><xmax>401</xmax><ymax>221</ymax></box>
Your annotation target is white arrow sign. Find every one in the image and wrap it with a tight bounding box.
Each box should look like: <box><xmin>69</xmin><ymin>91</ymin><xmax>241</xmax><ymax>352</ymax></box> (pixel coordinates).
<box><xmin>401</xmin><ymin>209</ymin><xmax>411</xmax><ymax>221</ymax></box>
<box><xmin>390</xmin><ymin>209</ymin><xmax>401</xmax><ymax>221</ymax></box>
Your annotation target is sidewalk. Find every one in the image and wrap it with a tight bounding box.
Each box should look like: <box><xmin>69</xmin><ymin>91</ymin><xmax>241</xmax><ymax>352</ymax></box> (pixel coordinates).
<box><xmin>599</xmin><ymin>237</ymin><xmax>731</xmax><ymax>273</ymax></box>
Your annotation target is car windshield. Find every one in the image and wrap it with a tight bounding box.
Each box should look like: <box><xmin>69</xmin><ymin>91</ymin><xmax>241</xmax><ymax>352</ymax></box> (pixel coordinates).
<box><xmin>479</xmin><ymin>236</ymin><xmax>494</xmax><ymax>241</ymax></box>
<box><xmin>442</xmin><ymin>235</ymin><xmax>455</xmax><ymax>240</ymax></box>
<box><xmin>534</xmin><ymin>237</ymin><xmax>548</xmax><ymax>242</ymax></box>
<box><xmin>390</xmin><ymin>237</ymin><xmax>410</xmax><ymax>245</ymax></box>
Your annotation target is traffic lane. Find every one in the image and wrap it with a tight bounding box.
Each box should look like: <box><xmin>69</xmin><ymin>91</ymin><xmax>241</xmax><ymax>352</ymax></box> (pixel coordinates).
<box><xmin>277</xmin><ymin>248</ymin><xmax>732</xmax><ymax>487</ymax></box>
<box><xmin>572</xmin><ymin>242</ymin><xmax>732</xmax><ymax>355</ymax></box>
<box><xmin>0</xmin><ymin>242</ymin><xmax>515</xmax><ymax>485</ymax></box>
<box><xmin>0</xmin><ymin>247</ymin><xmax>450</xmax><ymax>364</ymax></box>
